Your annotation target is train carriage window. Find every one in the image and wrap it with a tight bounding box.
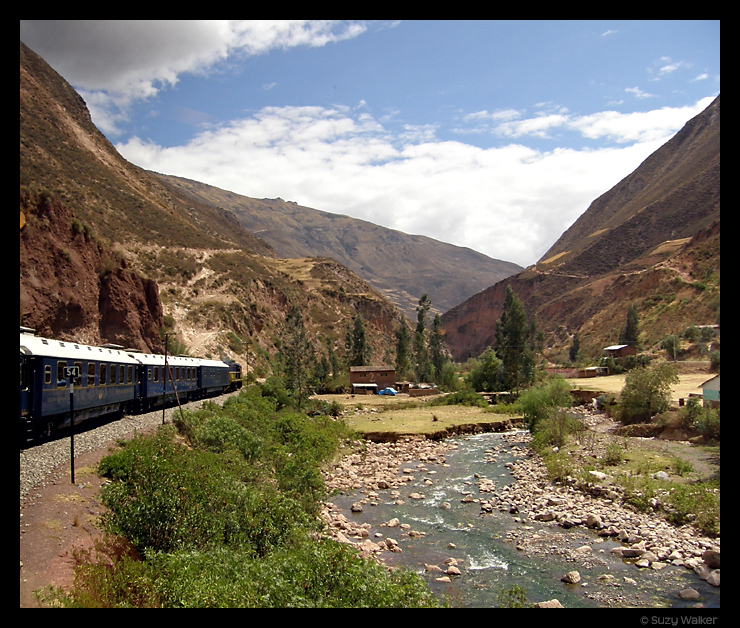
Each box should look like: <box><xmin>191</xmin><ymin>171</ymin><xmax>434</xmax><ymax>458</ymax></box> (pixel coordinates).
<box><xmin>57</xmin><ymin>361</ymin><xmax>67</xmax><ymax>387</ymax></box>
<box><xmin>147</xmin><ymin>368</ymin><xmax>152</xmax><ymax>381</ymax></box>
<box><xmin>154</xmin><ymin>366</ymin><xmax>159</xmax><ymax>382</ymax></box>
<box><xmin>74</xmin><ymin>362</ymin><xmax>82</xmax><ymax>387</ymax></box>
<box><xmin>45</xmin><ymin>364</ymin><xmax>52</xmax><ymax>385</ymax></box>
<box><xmin>119</xmin><ymin>365</ymin><xmax>125</xmax><ymax>385</ymax></box>
<box><xmin>127</xmin><ymin>365</ymin><xmax>133</xmax><ymax>384</ymax></box>
<box><xmin>100</xmin><ymin>364</ymin><xmax>107</xmax><ymax>386</ymax></box>
<box><xmin>88</xmin><ymin>362</ymin><xmax>96</xmax><ymax>386</ymax></box>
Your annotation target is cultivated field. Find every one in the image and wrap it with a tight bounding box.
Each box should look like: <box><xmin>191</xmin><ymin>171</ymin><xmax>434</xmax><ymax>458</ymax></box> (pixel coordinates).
<box><xmin>565</xmin><ymin>372</ymin><xmax>713</xmax><ymax>404</ymax></box>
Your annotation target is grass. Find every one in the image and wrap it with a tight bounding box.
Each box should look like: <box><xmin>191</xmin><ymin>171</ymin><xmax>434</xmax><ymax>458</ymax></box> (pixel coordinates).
<box><xmin>566</xmin><ymin>372</ymin><xmax>711</xmax><ymax>404</ymax></box>
<box><xmin>311</xmin><ymin>393</ymin><xmax>520</xmax><ymax>436</ymax></box>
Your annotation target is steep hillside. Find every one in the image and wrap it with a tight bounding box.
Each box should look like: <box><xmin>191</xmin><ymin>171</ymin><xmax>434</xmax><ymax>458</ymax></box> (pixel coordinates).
<box><xmin>154</xmin><ymin>174</ymin><xmax>523</xmax><ymax>318</ymax></box>
<box><xmin>442</xmin><ymin>96</ymin><xmax>720</xmax><ymax>362</ymax></box>
<box><xmin>539</xmin><ymin>95</ymin><xmax>719</xmax><ymax>278</ymax></box>
<box><xmin>20</xmin><ymin>41</ymin><xmax>402</xmax><ymax>371</ymax></box>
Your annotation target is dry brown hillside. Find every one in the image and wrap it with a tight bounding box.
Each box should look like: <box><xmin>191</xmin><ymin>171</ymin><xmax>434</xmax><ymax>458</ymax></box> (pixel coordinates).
<box><xmin>442</xmin><ymin>96</ymin><xmax>720</xmax><ymax>363</ymax></box>
<box><xmin>20</xmin><ymin>41</ymin><xmax>403</xmax><ymax>372</ymax></box>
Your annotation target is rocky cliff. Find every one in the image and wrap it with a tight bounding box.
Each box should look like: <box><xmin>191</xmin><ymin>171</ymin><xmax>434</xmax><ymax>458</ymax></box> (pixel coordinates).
<box><xmin>20</xmin><ymin>187</ymin><xmax>164</xmax><ymax>352</ymax></box>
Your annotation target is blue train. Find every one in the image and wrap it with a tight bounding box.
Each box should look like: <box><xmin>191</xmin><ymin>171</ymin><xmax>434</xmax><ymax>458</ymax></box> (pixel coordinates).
<box><xmin>20</xmin><ymin>327</ymin><xmax>242</xmax><ymax>443</ymax></box>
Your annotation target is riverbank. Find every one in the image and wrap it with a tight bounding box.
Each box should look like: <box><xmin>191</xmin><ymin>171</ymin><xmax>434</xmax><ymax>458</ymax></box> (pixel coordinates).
<box><xmin>318</xmin><ymin>405</ymin><xmax>720</xmax><ymax>608</ymax></box>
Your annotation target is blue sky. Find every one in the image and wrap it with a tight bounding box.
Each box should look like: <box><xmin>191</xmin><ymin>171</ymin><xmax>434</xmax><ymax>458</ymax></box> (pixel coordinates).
<box><xmin>20</xmin><ymin>20</ymin><xmax>720</xmax><ymax>267</ymax></box>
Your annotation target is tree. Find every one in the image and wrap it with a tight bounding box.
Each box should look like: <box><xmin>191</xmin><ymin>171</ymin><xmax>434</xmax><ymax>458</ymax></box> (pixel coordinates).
<box><xmin>414</xmin><ymin>294</ymin><xmax>432</xmax><ymax>382</ymax></box>
<box><xmin>326</xmin><ymin>337</ymin><xmax>340</xmax><ymax>379</ymax></box>
<box><xmin>619</xmin><ymin>304</ymin><xmax>640</xmax><ymax>348</ymax></box>
<box><xmin>661</xmin><ymin>334</ymin><xmax>681</xmax><ymax>361</ymax></box>
<box><xmin>429</xmin><ymin>314</ymin><xmax>447</xmax><ymax>382</ymax></box>
<box><xmin>528</xmin><ymin>314</ymin><xmax>545</xmax><ymax>354</ymax></box>
<box><xmin>469</xmin><ymin>347</ymin><xmax>502</xmax><ymax>393</ymax></box>
<box><xmin>495</xmin><ymin>286</ymin><xmax>533</xmax><ymax>393</ymax></box>
<box><xmin>349</xmin><ymin>314</ymin><xmax>371</xmax><ymax>366</ymax></box>
<box><xmin>618</xmin><ymin>363</ymin><xmax>678</xmax><ymax>424</ymax></box>
<box><xmin>568</xmin><ymin>333</ymin><xmax>581</xmax><ymax>363</ymax></box>
<box><xmin>394</xmin><ymin>314</ymin><xmax>412</xmax><ymax>380</ymax></box>
<box><xmin>276</xmin><ymin>306</ymin><xmax>315</xmax><ymax>407</ymax></box>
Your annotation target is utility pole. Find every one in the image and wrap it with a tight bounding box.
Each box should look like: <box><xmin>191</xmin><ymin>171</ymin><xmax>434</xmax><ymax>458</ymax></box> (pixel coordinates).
<box><xmin>65</xmin><ymin>366</ymin><xmax>80</xmax><ymax>484</ymax></box>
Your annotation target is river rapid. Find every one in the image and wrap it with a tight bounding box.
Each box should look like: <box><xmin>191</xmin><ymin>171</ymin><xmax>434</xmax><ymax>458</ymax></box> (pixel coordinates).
<box><xmin>327</xmin><ymin>430</ymin><xmax>720</xmax><ymax>609</ymax></box>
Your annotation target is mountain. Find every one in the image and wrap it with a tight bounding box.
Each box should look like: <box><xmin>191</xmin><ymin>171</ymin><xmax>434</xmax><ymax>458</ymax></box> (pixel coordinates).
<box><xmin>20</xmin><ymin>41</ymin><xmax>400</xmax><ymax>368</ymax></box>
<box><xmin>442</xmin><ymin>95</ymin><xmax>720</xmax><ymax>362</ymax></box>
<box><xmin>153</xmin><ymin>174</ymin><xmax>523</xmax><ymax>319</ymax></box>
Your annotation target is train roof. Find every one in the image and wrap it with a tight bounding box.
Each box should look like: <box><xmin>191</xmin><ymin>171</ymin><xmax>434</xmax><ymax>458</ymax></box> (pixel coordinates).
<box><xmin>20</xmin><ymin>332</ymin><xmax>140</xmax><ymax>365</ymax></box>
<box><xmin>19</xmin><ymin>330</ymin><xmax>231</xmax><ymax>369</ymax></box>
<box><xmin>133</xmin><ymin>353</ymin><xmax>204</xmax><ymax>367</ymax></box>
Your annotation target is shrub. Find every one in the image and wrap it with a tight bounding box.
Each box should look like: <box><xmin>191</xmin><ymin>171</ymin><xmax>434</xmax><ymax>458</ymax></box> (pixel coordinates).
<box><xmin>429</xmin><ymin>390</ymin><xmax>489</xmax><ymax>408</ymax></box>
<box><xmin>498</xmin><ymin>585</ymin><xmax>531</xmax><ymax>608</ymax></box>
<box><xmin>604</xmin><ymin>442</ymin><xmax>624</xmax><ymax>466</ymax></box>
<box><xmin>516</xmin><ymin>377</ymin><xmax>573</xmax><ymax>430</ymax></box>
<box><xmin>530</xmin><ymin>409</ymin><xmax>582</xmax><ymax>451</ymax></box>
<box><xmin>41</xmin><ymin>536</ymin><xmax>160</xmax><ymax>608</ymax></box>
<box><xmin>666</xmin><ymin>481</ymin><xmax>720</xmax><ymax>537</ymax></box>
<box><xmin>149</xmin><ymin>538</ymin><xmax>441</xmax><ymax>608</ymax></box>
<box><xmin>98</xmin><ymin>427</ymin><xmax>314</xmax><ymax>556</ymax></box>
<box><xmin>67</xmin><ymin>385</ymin><xmax>440</xmax><ymax>608</ymax></box>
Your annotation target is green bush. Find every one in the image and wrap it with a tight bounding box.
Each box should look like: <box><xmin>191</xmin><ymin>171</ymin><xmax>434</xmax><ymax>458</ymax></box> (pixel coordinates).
<box><xmin>148</xmin><ymin>537</ymin><xmax>441</xmax><ymax>608</ymax></box>
<box><xmin>98</xmin><ymin>426</ymin><xmax>314</xmax><ymax>556</ymax></box>
<box><xmin>530</xmin><ymin>409</ymin><xmax>582</xmax><ymax>451</ymax></box>
<box><xmin>604</xmin><ymin>442</ymin><xmax>625</xmax><ymax>466</ymax></box>
<box><xmin>667</xmin><ymin>480</ymin><xmax>720</xmax><ymax>536</ymax></box>
<box><xmin>515</xmin><ymin>377</ymin><xmax>573</xmax><ymax>430</ymax></box>
<box><xmin>429</xmin><ymin>390</ymin><xmax>489</xmax><ymax>408</ymax></box>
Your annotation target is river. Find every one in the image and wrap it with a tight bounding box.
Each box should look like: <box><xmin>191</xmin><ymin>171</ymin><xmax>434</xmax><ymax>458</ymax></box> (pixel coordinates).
<box><xmin>329</xmin><ymin>430</ymin><xmax>720</xmax><ymax>609</ymax></box>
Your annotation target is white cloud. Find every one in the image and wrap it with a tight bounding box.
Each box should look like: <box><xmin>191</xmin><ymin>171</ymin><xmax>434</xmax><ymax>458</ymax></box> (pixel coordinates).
<box><xmin>625</xmin><ymin>86</ymin><xmax>656</xmax><ymax>99</ymax></box>
<box><xmin>115</xmin><ymin>98</ymin><xmax>712</xmax><ymax>267</ymax></box>
<box><xmin>20</xmin><ymin>20</ymin><xmax>367</xmax><ymax>134</ymax></box>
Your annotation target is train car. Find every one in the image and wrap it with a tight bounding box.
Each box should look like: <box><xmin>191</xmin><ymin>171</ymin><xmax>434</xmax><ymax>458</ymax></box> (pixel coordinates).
<box><xmin>198</xmin><ymin>357</ymin><xmax>233</xmax><ymax>397</ymax></box>
<box><xmin>20</xmin><ymin>329</ymin><xmax>139</xmax><ymax>441</ymax></box>
<box><xmin>133</xmin><ymin>351</ymin><xmax>203</xmax><ymax>412</ymax></box>
<box><xmin>21</xmin><ymin>328</ymin><xmax>245</xmax><ymax>443</ymax></box>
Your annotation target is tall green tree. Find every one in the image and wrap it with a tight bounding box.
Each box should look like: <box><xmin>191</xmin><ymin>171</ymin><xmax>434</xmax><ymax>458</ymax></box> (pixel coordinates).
<box><xmin>394</xmin><ymin>314</ymin><xmax>412</xmax><ymax>380</ymax></box>
<box><xmin>569</xmin><ymin>333</ymin><xmax>581</xmax><ymax>363</ymax></box>
<box><xmin>277</xmin><ymin>306</ymin><xmax>315</xmax><ymax>407</ymax></box>
<box><xmin>429</xmin><ymin>313</ymin><xmax>447</xmax><ymax>382</ymax></box>
<box><xmin>349</xmin><ymin>313</ymin><xmax>371</xmax><ymax>366</ymax></box>
<box><xmin>325</xmin><ymin>336</ymin><xmax>340</xmax><ymax>379</ymax></box>
<box><xmin>414</xmin><ymin>294</ymin><xmax>432</xmax><ymax>382</ymax></box>
<box><xmin>528</xmin><ymin>314</ymin><xmax>545</xmax><ymax>354</ymax></box>
<box><xmin>469</xmin><ymin>347</ymin><xmax>502</xmax><ymax>393</ymax></box>
<box><xmin>495</xmin><ymin>286</ymin><xmax>533</xmax><ymax>393</ymax></box>
<box><xmin>619</xmin><ymin>303</ymin><xmax>641</xmax><ymax>348</ymax></box>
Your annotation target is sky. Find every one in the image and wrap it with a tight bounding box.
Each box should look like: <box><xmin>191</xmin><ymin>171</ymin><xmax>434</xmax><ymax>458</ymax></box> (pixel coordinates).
<box><xmin>20</xmin><ymin>20</ymin><xmax>720</xmax><ymax>268</ymax></box>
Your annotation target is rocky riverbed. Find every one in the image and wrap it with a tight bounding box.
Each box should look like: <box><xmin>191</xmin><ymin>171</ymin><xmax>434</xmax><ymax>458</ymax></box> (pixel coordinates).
<box><xmin>318</xmin><ymin>408</ymin><xmax>720</xmax><ymax>608</ymax></box>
